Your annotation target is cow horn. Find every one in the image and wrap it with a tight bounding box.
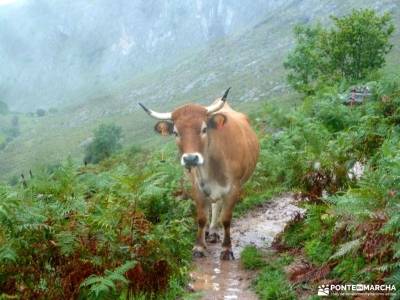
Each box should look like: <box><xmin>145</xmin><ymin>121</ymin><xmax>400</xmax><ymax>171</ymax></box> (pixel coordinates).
<box><xmin>206</xmin><ymin>87</ymin><xmax>231</xmax><ymax>114</ymax></box>
<box><xmin>138</xmin><ymin>102</ymin><xmax>172</xmax><ymax>120</ymax></box>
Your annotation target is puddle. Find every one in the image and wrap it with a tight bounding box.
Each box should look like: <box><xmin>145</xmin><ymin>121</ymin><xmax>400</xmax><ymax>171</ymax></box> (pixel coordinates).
<box><xmin>189</xmin><ymin>194</ymin><xmax>305</xmax><ymax>300</ymax></box>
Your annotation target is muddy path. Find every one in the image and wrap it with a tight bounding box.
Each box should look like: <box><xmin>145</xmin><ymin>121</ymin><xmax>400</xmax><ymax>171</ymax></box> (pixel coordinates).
<box><xmin>189</xmin><ymin>194</ymin><xmax>305</xmax><ymax>300</ymax></box>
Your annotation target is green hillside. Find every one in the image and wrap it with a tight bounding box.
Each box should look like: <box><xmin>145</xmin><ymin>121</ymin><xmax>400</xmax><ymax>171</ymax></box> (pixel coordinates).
<box><xmin>0</xmin><ymin>0</ymin><xmax>399</xmax><ymax>181</ymax></box>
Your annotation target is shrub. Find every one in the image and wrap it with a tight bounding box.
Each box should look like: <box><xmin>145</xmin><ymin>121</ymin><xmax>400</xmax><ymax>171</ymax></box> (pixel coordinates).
<box><xmin>285</xmin><ymin>9</ymin><xmax>394</xmax><ymax>94</ymax></box>
<box><xmin>327</xmin><ymin>9</ymin><xmax>394</xmax><ymax>81</ymax></box>
<box><xmin>36</xmin><ymin>108</ymin><xmax>46</xmax><ymax>117</ymax></box>
<box><xmin>284</xmin><ymin>24</ymin><xmax>325</xmax><ymax>94</ymax></box>
<box><xmin>84</xmin><ymin>123</ymin><xmax>123</xmax><ymax>164</ymax></box>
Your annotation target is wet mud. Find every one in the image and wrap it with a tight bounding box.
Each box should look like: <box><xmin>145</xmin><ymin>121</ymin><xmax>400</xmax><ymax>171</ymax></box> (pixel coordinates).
<box><xmin>189</xmin><ymin>194</ymin><xmax>305</xmax><ymax>300</ymax></box>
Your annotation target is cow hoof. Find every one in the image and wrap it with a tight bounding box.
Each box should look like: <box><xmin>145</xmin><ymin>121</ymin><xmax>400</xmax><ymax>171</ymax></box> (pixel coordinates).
<box><xmin>220</xmin><ymin>249</ymin><xmax>234</xmax><ymax>260</ymax></box>
<box><xmin>193</xmin><ymin>250</ymin><xmax>206</xmax><ymax>258</ymax></box>
<box><xmin>193</xmin><ymin>246</ymin><xmax>206</xmax><ymax>258</ymax></box>
<box><xmin>206</xmin><ymin>232</ymin><xmax>220</xmax><ymax>243</ymax></box>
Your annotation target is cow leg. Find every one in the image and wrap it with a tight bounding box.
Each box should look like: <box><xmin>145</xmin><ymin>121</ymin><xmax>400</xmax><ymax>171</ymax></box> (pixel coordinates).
<box><xmin>207</xmin><ymin>201</ymin><xmax>222</xmax><ymax>243</ymax></box>
<box><xmin>219</xmin><ymin>199</ymin><xmax>236</xmax><ymax>260</ymax></box>
<box><xmin>193</xmin><ymin>199</ymin><xmax>209</xmax><ymax>257</ymax></box>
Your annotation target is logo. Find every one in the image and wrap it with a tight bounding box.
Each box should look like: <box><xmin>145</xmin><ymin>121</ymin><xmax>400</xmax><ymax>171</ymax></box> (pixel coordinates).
<box><xmin>318</xmin><ymin>285</ymin><xmax>330</xmax><ymax>296</ymax></box>
<box><xmin>316</xmin><ymin>284</ymin><xmax>396</xmax><ymax>296</ymax></box>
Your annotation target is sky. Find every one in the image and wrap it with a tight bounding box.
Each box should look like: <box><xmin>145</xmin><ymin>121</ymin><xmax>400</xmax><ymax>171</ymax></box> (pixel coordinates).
<box><xmin>0</xmin><ymin>0</ymin><xmax>18</xmax><ymax>6</ymax></box>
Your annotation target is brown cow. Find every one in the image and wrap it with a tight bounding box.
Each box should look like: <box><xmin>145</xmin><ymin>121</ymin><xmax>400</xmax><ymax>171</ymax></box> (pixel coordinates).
<box><xmin>139</xmin><ymin>88</ymin><xmax>259</xmax><ymax>260</ymax></box>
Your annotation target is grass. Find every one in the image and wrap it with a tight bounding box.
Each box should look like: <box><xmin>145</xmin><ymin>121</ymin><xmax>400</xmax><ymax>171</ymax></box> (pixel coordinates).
<box><xmin>253</xmin><ymin>254</ymin><xmax>296</xmax><ymax>300</ymax></box>
<box><xmin>240</xmin><ymin>246</ymin><xmax>297</xmax><ymax>300</ymax></box>
<box><xmin>240</xmin><ymin>246</ymin><xmax>266</xmax><ymax>270</ymax></box>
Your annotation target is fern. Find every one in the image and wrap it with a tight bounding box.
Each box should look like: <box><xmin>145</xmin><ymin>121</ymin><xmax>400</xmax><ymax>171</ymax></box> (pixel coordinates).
<box><xmin>80</xmin><ymin>260</ymin><xmax>136</xmax><ymax>299</ymax></box>
<box><xmin>387</xmin><ymin>269</ymin><xmax>400</xmax><ymax>300</ymax></box>
<box><xmin>0</xmin><ymin>244</ymin><xmax>17</xmax><ymax>263</ymax></box>
<box><xmin>330</xmin><ymin>239</ymin><xmax>361</xmax><ymax>260</ymax></box>
<box><xmin>54</xmin><ymin>231</ymin><xmax>77</xmax><ymax>256</ymax></box>
<box><xmin>0</xmin><ymin>147</ymin><xmax>194</xmax><ymax>299</ymax></box>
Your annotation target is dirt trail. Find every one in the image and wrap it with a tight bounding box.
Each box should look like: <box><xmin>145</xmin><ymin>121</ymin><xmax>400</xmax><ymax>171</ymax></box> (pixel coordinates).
<box><xmin>189</xmin><ymin>194</ymin><xmax>305</xmax><ymax>300</ymax></box>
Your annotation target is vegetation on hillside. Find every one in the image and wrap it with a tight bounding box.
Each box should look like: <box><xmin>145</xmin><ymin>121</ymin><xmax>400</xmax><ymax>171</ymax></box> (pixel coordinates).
<box><xmin>0</xmin><ymin>115</ymin><xmax>20</xmax><ymax>150</ymax></box>
<box><xmin>0</xmin><ymin>146</ymin><xmax>195</xmax><ymax>299</ymax></box>
<box><xmin>251</xmin><ymin>8</ymin><xmax>399</xmax><ymax>299</ymax></box>
<box><xmin>285</xmin><ymin>9</ymin><xmax>394</xmax><ymax>94</ymax></box>
<box><xmin>84</xmin><ymin>123</ymin><xmax>123</xmax><ymax>164</ymax></box>
<box><xmin>0</xmin><ymin>133</ymin><xmax>273</xmax><ymax>299</ymax></box>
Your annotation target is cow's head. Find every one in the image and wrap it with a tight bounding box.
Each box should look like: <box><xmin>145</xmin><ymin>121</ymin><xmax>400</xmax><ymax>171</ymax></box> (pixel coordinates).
<box><xmin>139</xmin><ymin>88</ymin><xmax>230</xmax><ymax>169</ymax></box>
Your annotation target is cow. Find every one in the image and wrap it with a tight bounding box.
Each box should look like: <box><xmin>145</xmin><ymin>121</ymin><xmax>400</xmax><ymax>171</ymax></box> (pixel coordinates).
<box><xmin>139</xmin><ymin>88</ymin><xmax>259</xmax><ymax>260</ymax></box>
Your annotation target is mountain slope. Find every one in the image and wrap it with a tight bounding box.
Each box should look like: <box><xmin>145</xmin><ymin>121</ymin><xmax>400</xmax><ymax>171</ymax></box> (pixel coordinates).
<box><xmin>0</xmin><ymin>0</ymin><xmax>399</xmax><ymax>181</ymax></box>
<box><xmin>0</xmin><ymin>0</ymin><xmax>279</xmax><ymax>111</ymax></box>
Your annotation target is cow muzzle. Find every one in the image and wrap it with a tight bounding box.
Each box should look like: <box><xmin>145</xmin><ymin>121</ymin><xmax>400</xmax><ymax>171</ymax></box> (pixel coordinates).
<box><xmin>181</xmin><ymin>153</ymin><xmax>204</xmax><ymax>168</ymax></box>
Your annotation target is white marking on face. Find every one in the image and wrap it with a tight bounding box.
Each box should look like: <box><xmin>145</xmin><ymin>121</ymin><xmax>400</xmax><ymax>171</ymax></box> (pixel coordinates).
<box><xmin>180</xmin><ymin>152</ymin><xmax>204</xmax><ymax>166</ymax></box>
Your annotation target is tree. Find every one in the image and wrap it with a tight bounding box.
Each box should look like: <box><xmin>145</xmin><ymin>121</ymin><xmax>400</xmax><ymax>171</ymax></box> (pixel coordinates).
<box><xmin>284</xmin><ymin>9</ymin><xmax>394</xmax><ymax>94</ymax></box>
<box><xmin>284</xmin><ymin>24</ymin><xmax>325</xmax><ymax>95</ymax></box>
<box><xmin>36</xmin><ymin>108</ymin><xmax>46</xmax><ymax>117</ymax></box>
<box><xmin>84</xmin><ymin>123</ymin><xmax>123</xmax><ymax>164</ymax></box>
<box><xmin>327</xmin><ymin>9</ymin><xmax>394</xmax><ymax>81</ymax></box>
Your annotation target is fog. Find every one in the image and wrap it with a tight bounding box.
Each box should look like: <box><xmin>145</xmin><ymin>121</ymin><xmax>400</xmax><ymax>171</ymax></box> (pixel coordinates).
<box><xmin>0</xmin><ymin>0</ymin><xmax>279</xmax><ymax>112</ymax></box>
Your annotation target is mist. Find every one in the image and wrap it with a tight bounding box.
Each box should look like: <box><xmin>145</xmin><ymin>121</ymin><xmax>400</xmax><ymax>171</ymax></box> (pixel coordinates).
<box><xmin>0</xmin><ymin>0</ymin><xmax>280</xmax><ymax>112</ymax></box>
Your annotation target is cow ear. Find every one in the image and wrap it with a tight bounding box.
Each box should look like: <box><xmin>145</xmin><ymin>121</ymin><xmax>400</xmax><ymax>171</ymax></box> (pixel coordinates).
<box><xmin>154</xmin><ymin>121</ymin><xmax>173</xmax><ymax>136</ymax></box>
<box><xmin>208</xmin><ymin>113</ymin><xmax>227</xmax><ymax>130</ymax></box>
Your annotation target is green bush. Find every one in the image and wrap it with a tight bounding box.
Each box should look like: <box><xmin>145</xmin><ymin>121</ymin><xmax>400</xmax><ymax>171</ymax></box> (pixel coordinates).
<box><xmin>84</xmin><ymin>123</ymin><xmax>123</xmax><ymax>164</ymax></box>
<box><xmin>36</xmin><ymin>108</ymin><xmax>46</xmax><ymax>117</ymax></box>
<box><xmin>327</xmin><ymin>9</ymin><xmax>394</xmax><ymax>81</ymax></box>
<box><xmin>285</xmin><ymin>9</ymin><xmax>394</xmax><ymax>94</ymax></box>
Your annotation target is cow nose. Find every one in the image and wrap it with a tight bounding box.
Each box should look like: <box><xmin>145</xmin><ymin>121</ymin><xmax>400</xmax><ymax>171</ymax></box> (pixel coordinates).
<box><xmin>183</xmin><ymin>154</ymin><xmax>199</xmax><ymax>166</ymax></box>
<box><xmin>181</xmin><ymin>153</ymin><xmax>203</xmax><ymax>167</ymax></box>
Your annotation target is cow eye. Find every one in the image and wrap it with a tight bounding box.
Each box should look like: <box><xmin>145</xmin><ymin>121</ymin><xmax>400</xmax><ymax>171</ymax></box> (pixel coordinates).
<box><xmin>201</xmin><ymin>127</ymin><xmax>207</xmax><ymax>134</ymax></box>
<box><xmin>173</xmin><ymin>130</ymin><xmax>179</xmax><ymax>137</ymax></box>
